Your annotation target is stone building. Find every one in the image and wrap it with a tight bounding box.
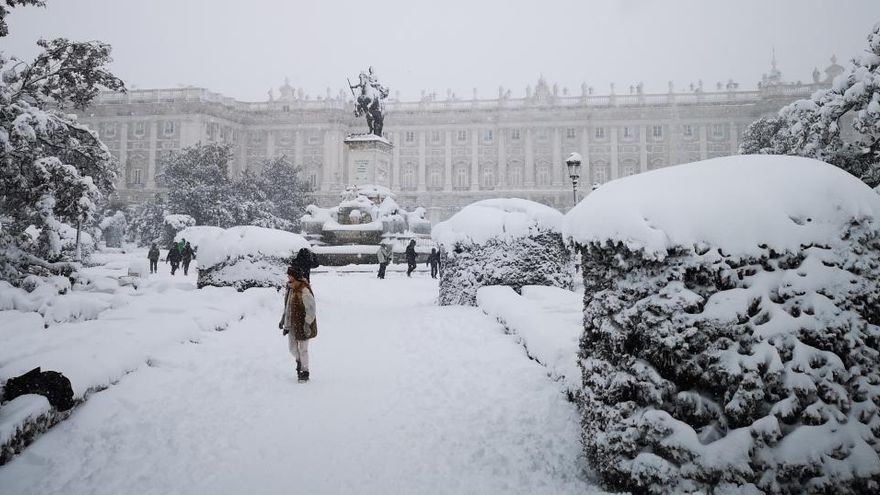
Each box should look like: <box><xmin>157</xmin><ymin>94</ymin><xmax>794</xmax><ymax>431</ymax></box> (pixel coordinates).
<box><xmin>76</xmin><ymin>58</ymin><xmax>844</xmax><ymax>223</ymax></box>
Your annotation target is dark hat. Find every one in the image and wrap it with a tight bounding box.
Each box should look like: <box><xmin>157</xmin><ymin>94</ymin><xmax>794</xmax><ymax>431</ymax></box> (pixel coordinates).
<box><xmin>287</xmin><ymin>265</ymin><xmax>305</xmax><ymax>278</ymax></box>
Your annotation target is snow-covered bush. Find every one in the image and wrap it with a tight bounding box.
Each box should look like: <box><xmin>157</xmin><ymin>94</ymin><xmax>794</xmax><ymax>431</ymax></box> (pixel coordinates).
<box><xmin>195</xmin><ymin>226</ymin><xmax>310</xmax><ymax>291</ymax></box>
<box><xmin>433</xmin><ymin>199</ymin><xmax>572</xmax><ymax>306</ymax></box>
<box><xmin>99</xmin><ymin>211</ymin><xmax>127</xmax><ymax>248</ymax></box>
<box><xmin>563</xmin><ymin>155</ymin><xmax>880</xmax><ymax>494</ymax></box>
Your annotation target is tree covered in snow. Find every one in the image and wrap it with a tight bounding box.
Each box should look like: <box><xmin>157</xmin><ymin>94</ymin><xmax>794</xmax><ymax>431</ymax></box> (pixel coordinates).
<box><xmin>162</xmin><ymin>143</ymin><xmax>236</xmax><ymax>228</ymax></box>
<box><xmin>433</xmin><ymin>199</ymin><xmax>572</xmax><ymax>306</ymax></box>
<box><xmin>126</xmin><ymin>193</ymin><xmax>166</xmax><ymax>246</ymax></box>
<box><xmin>98</xmin><ymin>211</ymin><xmax>126</xmax><ymax>248</ymax></box>
<box><xmin>565</xmin><ymin>156</ymin><xmax>880</xmax><ymax>494</ymax></box>
<box><xmin>741</xmin><ymin>23</ymin><xmax>880</xmax><ymax>187</ymax></box>
<box><xmin>0</xmin><ymin>37</ymin><xmax>125</xmax><ymax>283</ymax></box>
<box><xmin>161</xmin><ymin>145</ymin><xmax>310</xmax><ymax>230</ymax></box>
<box><xmin>254</xmin><ymin>155</ymin><xmax>311</xmax><ymax>231</ymax></box>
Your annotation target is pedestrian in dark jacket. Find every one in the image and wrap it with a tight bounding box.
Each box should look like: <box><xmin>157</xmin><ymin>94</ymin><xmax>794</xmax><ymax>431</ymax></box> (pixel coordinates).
<box><xmin>148</xmin><ymin>243</ymin><xmax>160</xmax><ymax>274</ymax></box>
<box><xmin>291</xmin><ymin>247</ymin><xmax>320</xmax><ymax>282</ymax></box>
<box><xmin>405</xmin><ymin>240</ymin><xmax>417</xmax><ymax>277</ymax></box>
<box><xmin>182</xmin><ymin>242</ymin><xmax>195</xmax><ymax>276</ymax></box>
<box><xmin>166</xmin><ymin>244</ymin><xmax>181</xmax><ymax>275</ymax></box>
<box><xmin>279</xmin><ymin>266</ymin><xmax>318</xmax><ymax>383</ymax></box>
<box><xmin>427</xmin><ymin>248</ymin><xmax>440</xmax><ymax>279</ymax></box>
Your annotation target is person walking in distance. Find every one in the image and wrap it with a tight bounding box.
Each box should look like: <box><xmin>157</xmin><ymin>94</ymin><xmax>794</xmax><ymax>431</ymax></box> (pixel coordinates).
<box><xmin>279</xmin><ymin>266</ymin><xmax>318</xmax><ymax>383</ymax></box>
<box><xmin>147</xmin><ymin>243</ymin><xmax>160</xmax><ymax>274</ymax></box>
<box><xmin>427</xmin><ymin>247</ymin><xmax>440</xmax><ymax>279</ymax></box>
<box><xmin>181</xmin><ymin>242</ymin><xmax>195</xmax><ymax>276</ymax></box>
<box><xmin>405</xmin><ymin>239</ymin><xmax>417</xmax><ymax>277</ymax></box>
<box><xmin>376</xmin><ymin>241</ymin><xmax>392</xmax><ymax>279</ymax></box>
<box><xmin>166</xmin><ymin>242</ymin><xmax>181</xmax><ymax>275</ymax></box>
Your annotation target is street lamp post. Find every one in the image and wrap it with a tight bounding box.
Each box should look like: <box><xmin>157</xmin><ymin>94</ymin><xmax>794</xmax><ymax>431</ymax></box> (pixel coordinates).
<box><xmin>565</xmin><ymin>152</ymin><xmax>582</xmax><ymax>205</ymax></box>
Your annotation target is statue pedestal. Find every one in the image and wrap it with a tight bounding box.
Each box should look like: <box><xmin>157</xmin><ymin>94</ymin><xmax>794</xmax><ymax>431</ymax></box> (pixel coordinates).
<box><xmin>344</xmin><ymin>134</ymin><xmax>393</xmax><ymax>188</ymax></box>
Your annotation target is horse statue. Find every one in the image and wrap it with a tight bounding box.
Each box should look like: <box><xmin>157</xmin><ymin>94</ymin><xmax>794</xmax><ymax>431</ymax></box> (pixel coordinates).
<box><xmin>349</xmin><ymin>67</ymin><xmax>389</xmax><ymax>137</ymax></box>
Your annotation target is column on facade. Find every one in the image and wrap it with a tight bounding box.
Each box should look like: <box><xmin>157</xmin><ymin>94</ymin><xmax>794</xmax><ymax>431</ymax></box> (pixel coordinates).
<box><xmin>322</xmin><ymin>129</ymin><xmax>337</xmax><ymax>192</ymax></box>
<box><xmin>699</xmin><ymin>124</ymin><xmax>708</xmax><ymax>160</ymax></box>
<box><xmin>551</xmin><ymin>127</ymin><xmax>563</xmax><ymax>187</ymax></box>
<box><xmin>146</xmin><ymin>120</ymin><xmax>158</xmax><ymax>188</ymax></box>
<box><xmin>118</xmin><ymin>122</ymin><xmax>128</xmax><ymax>190</ymax></box>
<box><xmin>470</xmin><ymin>128</ymin><xmax>479</xmax><ymax>191</ymax></box>
<box><xmin>266</xmin><ymin>129</ymin><xmax>276</xmax><ymax>163</ymax></box>
<box><xmin>321</xmin><ymin>129</ymin><xmax>335</xmax><ymax>192</ymax></box>
<box><xmin>524</xmin><ymin>128</ymin><xmax>535</xmax><ymax>187</ymax></box>
<box><xmin>294</xmin><ymin>129</ymin><xmax>304</xmax><ymax>175</ymax></box>
<box><xmin>236</xmin><ymin>124</ymin><xmax>247</xmax><ymax>176</ymax></box>
<box><xmin>418</xmin><ymin>130</ymin><xmax>427</xmax><ymax>191</ymax></box>
<box><xmin>392</xmin><ymin>131</ymin><xmax>401</xmax><ymax>190</ymax></box>
<box><xmin>729</xmin><ymin>122</ymin><xmax>739</xmax><ymax>154</ymax></box>
<box><xmin>610</xmin><ymin>126</ymin><xmax>619</xmax><ymax>180</ymax></box>
<box><xmin>444</xmin><ymin>130</ymin><xmax>453</xmax><ymax>190</ymax></box>
<box><xmin>336</xmin><ymin>132</ymin><xmax>345</xmax><ymax>192</ymax></box>
<box><xmin>497</xmin><ymin>128</ymin><xmax>506</xmax><ymax>189</ymax></box>
<box><xmin>580</xmin><ymin>126</ymin><xmax>590</xmax><ymax>186</ymax></box>
<box><xmin>639</xmin><ymin>124</ymin><xmax>648</xmax><ymax>173</ymax></box>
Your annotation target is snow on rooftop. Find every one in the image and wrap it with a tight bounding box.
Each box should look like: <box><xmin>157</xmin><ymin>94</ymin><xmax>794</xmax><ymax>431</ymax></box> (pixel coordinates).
<box><xmin>194</xmin><ymin>226</ymin><xmax>310</xmax><ymax>268</ymax></box>
<box><xmin>563</xmin><ymin>155</ymin><xmax>880</xmax><ymax>259</ymax></box>
<box><xmin>432</xmin><ymin>198</ymin><xmax>563</xmax><ymax>246</ymax></box>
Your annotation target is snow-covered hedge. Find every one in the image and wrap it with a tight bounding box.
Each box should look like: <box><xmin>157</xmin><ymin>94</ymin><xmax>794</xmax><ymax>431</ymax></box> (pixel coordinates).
<box><xmin>193</xmin><ymin>226</ymin><xmax>310</xmax><ymax>291</ymax></box>
<box><xmin>563</xmin><ymin>155</ymin><xmax>880</xmax><ymax>493</ymax></box>
<box><xmin>433</xmin><ymin>199</ymin><xmax>572</xmax><ymax>306</ymax></box>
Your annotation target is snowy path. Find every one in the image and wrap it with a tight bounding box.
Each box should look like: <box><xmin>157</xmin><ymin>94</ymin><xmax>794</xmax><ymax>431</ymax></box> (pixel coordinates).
<box><xmin>0</xmin><ymin>272</ymin><xmax>603</xmax><ymax>494</ymax></box>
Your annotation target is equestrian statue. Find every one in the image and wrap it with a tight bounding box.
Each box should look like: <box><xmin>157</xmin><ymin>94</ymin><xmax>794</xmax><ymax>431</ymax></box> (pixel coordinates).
<box><xmin>348</xmin><ymin>66</ymin><xmax>389</xmax><ymax>137</ymax></box>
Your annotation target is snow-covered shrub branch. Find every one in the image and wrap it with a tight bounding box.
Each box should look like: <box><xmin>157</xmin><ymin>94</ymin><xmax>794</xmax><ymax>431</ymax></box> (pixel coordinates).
<box><xmin>565</xmin><ymin>156</ymin><xmax>880</xmax><ymax>493</ymax></box>
<box><xmin>433</xmin><ymin>199</ymin><xmax>573</xmax><ymax>306</ymax></box>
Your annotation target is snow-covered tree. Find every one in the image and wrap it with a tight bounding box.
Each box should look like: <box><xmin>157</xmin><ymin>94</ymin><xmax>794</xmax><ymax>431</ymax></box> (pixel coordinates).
<box><xmin>161</xmin><ymin>143</ymin><xmax>236</xmax><ymax>227</ymax></box>
<box><xmin>433</xmin><ymin>199</ymin><xmax>572</xmax><ymax>306</ymax></box>
<box><xmin>126</xmin><ymin>193</ymin><xmax>166</xmax><ymax>246</ymax></box>
<box><xmin>98</xmin><ymin>211</ymin><xmax>126</xmax><ymax>248</ymax></box>
<box><xmin>741</xmin><ymin>23</ymin><xmax>880</xmax><ymax>187</ymax></box>
<box><xmin>0</xmin><ymin>37</ymin><xmax>125</xmax><ymax>283</ymax></box>
<box><xmin>256</xmin><ymin>155</ymin><xmax>311</xmax><ymax>231</ymax></box>
<box><xmin>162</xmin><ymin>145</ymin><xmax>310</xmax><ymax>231</ymax></box>
<box><xmin>565</xmin><ymin>155</ymin><xmax>880</xmax><ymax>494</ymax></box>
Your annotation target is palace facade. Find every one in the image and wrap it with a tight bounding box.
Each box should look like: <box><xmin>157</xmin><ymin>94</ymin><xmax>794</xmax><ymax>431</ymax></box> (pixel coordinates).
<box><xmin>76</xmin><ymin>58</ymin><xmax>844</xmax><ymax>223</ymax></box>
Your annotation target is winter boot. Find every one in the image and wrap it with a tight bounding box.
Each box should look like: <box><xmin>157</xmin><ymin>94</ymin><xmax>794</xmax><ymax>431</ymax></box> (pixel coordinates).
<box><xmin>298</xmin><ymin>370</ymin><xmax>309</xmax><ymax>383</ymax></box>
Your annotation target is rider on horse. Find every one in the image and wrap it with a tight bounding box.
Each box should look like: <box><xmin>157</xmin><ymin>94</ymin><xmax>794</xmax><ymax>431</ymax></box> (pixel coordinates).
<box><xmin>350</xmin><ymin>67</ymin><xmax>389</xmax><ymax>137</ymax></box>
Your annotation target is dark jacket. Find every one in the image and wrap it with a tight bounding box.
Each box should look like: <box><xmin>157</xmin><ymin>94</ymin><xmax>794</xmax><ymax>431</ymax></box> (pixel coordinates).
<box><xmin>182</xmin><ymin>244</ymin><xmax>195</xmax><ymax>262</ymax></box>
<box><xmin>427</xmin><ymin>251</ymin><xmax>440</xmax><ymax>266</ymax></box>
<box><xmin>148</xmin><ymin>246</ymin><xmax>160</xmax><ymax>261</ymax></box>
<box><xmin>167</xmin><ymin>247</ymin><xmax>181</xmax><ymax>263</ymax></box>
<box><xmin>291</xmin><ymin>248</ymin><xmax>320</xmax><ymax>280</ymax></box>
<box><xmin>405</xmin><ymin>243</ymin><xmax>417</xmax><ymax>263</ymax></box>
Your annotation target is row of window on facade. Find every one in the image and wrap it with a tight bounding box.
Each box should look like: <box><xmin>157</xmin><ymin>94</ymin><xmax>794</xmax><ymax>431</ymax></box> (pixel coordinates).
<box><xmin>102</xmin><ymin>121</ymin><xmax>177</xmax><ymax>138</ymax></box>
<box><xmin>394</xmin><ymin>158</ymin><xmax>652</xmax><ymax>191</ymax></box>
<box><xmin>400</xmin><ymin>123</ymin><xmax>729</xmax><ymax>145</ymax></box>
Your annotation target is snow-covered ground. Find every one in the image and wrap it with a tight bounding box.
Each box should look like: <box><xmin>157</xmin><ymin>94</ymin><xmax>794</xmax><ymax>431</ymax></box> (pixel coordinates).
<box><xmin>0</xmin><ymin>250</ymin><xmax>603</xmax><ymax>494</ymax></box>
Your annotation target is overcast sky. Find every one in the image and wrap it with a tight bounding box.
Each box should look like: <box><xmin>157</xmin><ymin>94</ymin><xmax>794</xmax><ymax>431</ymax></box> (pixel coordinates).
<box><xmin>3</xmin><ymin>0</ymin><xmax>879</xmax><ymax>101</ymax></box>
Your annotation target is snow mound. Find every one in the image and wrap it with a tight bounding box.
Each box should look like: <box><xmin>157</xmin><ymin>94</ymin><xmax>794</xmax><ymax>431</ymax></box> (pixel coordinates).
<box><xmin>433</xmin><ymin>198</ymin><xmax>563</xmax><ymax>247</ymax></box>
<box><xmin>195</xmin><ymin>226</ymin><xmax>310</xmax><ymax>268</ymax></box>
<box><xmin>563</xmin><ymin>155</ymin><xmax>880</xmax><ymax>259</ymax></box>
<box><xmin>195</xmin><ymin>226</ymin><xmax>310</xmax><ymax>290</ymax></box>
<box><xmin>174</xmin><ymin>226</ymin><xmax>225</xmax><ymax>250</ymax></box>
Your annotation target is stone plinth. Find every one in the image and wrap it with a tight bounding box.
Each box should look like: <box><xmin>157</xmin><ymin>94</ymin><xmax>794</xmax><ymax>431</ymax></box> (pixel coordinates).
<box><xmin>344</xmin><ymin>134</ymin><xmax>393</xmax><ymax>188</ymax></box>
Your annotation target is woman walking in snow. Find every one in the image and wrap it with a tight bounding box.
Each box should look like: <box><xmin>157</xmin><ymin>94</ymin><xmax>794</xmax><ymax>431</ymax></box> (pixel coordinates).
<box><xmin>279</xmin><ymin>266</ymin><xmax>318</xmax><ymax>383</ymax></box>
